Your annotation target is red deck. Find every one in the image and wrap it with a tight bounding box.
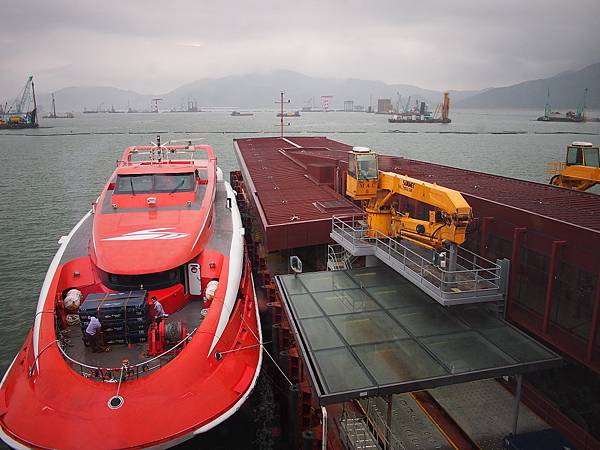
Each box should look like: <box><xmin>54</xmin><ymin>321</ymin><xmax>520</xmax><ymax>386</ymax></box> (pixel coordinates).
<box><xmin>233</xmin><ymin>137</ymin><xmax>360</xmax><ymax>251</ymax></box>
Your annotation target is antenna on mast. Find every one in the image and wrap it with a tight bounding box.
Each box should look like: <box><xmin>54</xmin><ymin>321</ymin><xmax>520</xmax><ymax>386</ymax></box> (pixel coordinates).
<box><xmin>275</xmin><ymin>91</ymin><xmax>290</xmax><ymax>138</ymax></box>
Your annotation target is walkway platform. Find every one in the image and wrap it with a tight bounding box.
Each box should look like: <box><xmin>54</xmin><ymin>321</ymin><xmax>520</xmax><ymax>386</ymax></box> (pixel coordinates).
<box><xmin>275</xmin><ymin>266</ymin><xmax>561</xmax><ymax>405</ymax></box>
<box><xmin>330</xmin><ymin>216</ymin><xmax>507</xmax><ymax>307</ymax></box>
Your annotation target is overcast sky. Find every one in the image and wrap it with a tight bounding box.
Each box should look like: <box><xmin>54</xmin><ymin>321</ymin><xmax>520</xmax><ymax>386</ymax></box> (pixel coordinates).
<box><xmin>1</xmin><ymin>0</ymin><xmax>599</xmax><ymax>99</ymax></box>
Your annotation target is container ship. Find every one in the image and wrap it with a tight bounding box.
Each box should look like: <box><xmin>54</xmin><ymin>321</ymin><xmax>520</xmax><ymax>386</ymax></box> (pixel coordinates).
<box><xmin>0</xmin><ymin>139</ymin><xmax>262</xmax><ymax>449</ymax></box>
<box><xmin>0</xmin><ymin>76</ymin><xmax>38</xmax><ymax>129</ymax></box>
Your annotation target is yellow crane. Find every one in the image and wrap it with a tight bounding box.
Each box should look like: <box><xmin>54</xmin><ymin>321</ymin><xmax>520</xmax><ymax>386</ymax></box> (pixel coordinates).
<box><xmin>346</xmin><ymin>147</ymin><xmax>472</xmax><ymax>250</ymax></box>
<box><xmin>547</xmin><ymin>142</ymin><xmax>600</xmax><ymax>191</ymax></box>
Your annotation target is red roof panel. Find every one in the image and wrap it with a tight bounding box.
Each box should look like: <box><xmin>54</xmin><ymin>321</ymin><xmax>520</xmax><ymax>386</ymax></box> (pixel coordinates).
<box><xmin>234</xmin><ymin>136</ymin><xmax>600</xmax><ymax>253</ymax></box>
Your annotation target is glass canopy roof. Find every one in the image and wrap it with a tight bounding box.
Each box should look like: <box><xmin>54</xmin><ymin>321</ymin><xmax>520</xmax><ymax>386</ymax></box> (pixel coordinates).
<box><xmin>276</xmin><ymin>266</ymin><xmax>562</xmax><ymax>405</ymax></box>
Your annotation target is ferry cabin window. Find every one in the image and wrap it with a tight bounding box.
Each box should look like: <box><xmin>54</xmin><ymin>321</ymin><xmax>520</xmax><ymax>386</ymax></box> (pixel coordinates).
<box><xmin>99</xmin><ymin>267</ymin><xmax>182</xmax><ymax>291</ymax></box>
<box><xmin>583</xmin><ymin>148</ymin><xmax>600</xmax><ymax>168</ymax></box>
<box><xmin>115</xmin><ymin>173</ymin><xmax>195</xmax><ymax>194</ymax></box>
<box><xmin>356</xmin><ymin>154</ymin><xmax>378</xmax><ymax>180</ymax></box>
<box><xmin>566</xmin><ymin>147</ymin><xmax>583</xmax><ymax>166</ymax></box>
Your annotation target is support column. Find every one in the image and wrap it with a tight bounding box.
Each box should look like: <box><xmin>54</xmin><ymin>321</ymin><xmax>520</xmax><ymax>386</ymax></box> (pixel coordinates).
<box><xmin>479</xmin><ymin>217</ymin><xmax>494</xmax><ymax>259</ymax></box>
<box><xmin>512</xmin><ymin>374</ymin><xmax>523</xmax><ymax>436</ymax></box>
<box><xmin>586</xmin><ymin>271</ymin><xmax>600</xmax><ymax>362</ymax></box>
<box><xmin>507</xmin><ymin>228</ymin><xmax>527</xmax><ymax>318</ymax></box>
<box><xmin>386</xmin><ymin>395</ymin><xmax>393</xmax><ymax>449</ymax></box>
<box><xmin>321</xmin><ymin>406</ymin><xmax>328</xmax><ymax>450</ymax></box>
<box><xmin>448</xmin><ymin>243</ymin><xmax>458</xmax><ymax>272</ymax></box>
<box><xmin>289</xmin><ymin>384</ymin><xmax>300</xmax><ymax>449</ymax></box>
<box><xmin>543</xmin><ymin>241</ymin><xmax>565</xmax><ymax>334</ymax></box>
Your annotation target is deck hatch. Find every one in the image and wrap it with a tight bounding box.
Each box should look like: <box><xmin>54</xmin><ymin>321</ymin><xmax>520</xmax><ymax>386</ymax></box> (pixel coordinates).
<box><xmin>275</xmin><ymin>266</ymin><xmax>562</xmax><ymax>405</ymax></box>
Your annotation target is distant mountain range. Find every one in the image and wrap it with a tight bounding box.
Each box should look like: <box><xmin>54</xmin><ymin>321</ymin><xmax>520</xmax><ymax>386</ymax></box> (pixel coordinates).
<box><xmin>456</xmin><ymin>62</ymin><xmax>600</xmax><ymax>109</ymax></box>
<box><xmin>36</xmin><ymin>63</ymin><xmax>599</xmax><ymax>113</ymax></box>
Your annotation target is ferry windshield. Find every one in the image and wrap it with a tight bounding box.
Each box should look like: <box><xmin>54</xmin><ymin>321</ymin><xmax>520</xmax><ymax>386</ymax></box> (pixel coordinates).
<box><xmin>115</xmin><ymin>173</ymin><xmax>195</xmax><ymax>194</ymax></box>
<box><xmin>99</xmin><ymin>267</ymin><xmax>182</xmax><ymax>291</ymax></box>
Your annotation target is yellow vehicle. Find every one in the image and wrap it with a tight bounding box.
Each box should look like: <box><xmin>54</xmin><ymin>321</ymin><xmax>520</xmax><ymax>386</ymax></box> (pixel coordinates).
<box><xmin>547</xmin><ymin>142</ymin><xmax>600</xmax><ymax>191</ymax></box>
<box><xmin>346</xmin><ymin>147</ymin><xmax>472</xmax><ymax>249</ymax></box>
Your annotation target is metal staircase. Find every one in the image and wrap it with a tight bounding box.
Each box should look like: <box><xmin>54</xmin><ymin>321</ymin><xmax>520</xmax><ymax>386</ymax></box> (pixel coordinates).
<box><xmin>331</xmin><ymin>216</ymin><xmax>508</xmax><ymax>307</ymax></box>
<box><xmin>327</xmin><ymin>244</ymin><xmax>357</xmax><ymax>271</ymax></box>
<box><xmin>339</xmin><ymin>414</ymin><xmax>380</xmax><ymax>449</ymax></box>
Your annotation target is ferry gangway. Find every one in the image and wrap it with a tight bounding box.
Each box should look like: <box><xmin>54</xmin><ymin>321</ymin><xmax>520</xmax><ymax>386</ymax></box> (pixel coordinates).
<box><xmin>330</xmin><ymin>215</ymin><xmax>508</xmax><ymax>307</ymax></box>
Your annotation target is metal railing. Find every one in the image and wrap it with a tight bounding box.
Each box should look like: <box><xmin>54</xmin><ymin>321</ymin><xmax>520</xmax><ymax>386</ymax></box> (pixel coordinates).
<box><xmin>338</xmin><ymin>400</ymin><xmax>406</xmax><ymax>450</ymax></box>
<box><xmin>58</xmin><ymin>328</ymin><xmax>197</xmax><ymax>382</ymax></box>
<box><xmin>338</xmin><ymin>408</ymin><xmax>379</xmax><ymax>450</ymax></box>
<box><xmin>327</xmin><ymin>244</ymin><xmax>356</xmax><ymax>271</ymax></box>
<box><xmin>361</xmin><ymin>399</ymin><xmax>406</xmax><ymax>450</ymax></box>
<box><xmin>331</xmin><ymin>215</ymin><xmax>502</xmax><ymax>303</ymax></box>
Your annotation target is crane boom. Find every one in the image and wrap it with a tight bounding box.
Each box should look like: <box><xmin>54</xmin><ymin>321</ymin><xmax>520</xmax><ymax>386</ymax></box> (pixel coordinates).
<box><xmin>16</xmin><ymin>76</ymin><xmax>34</xmax><ymax>113</ymax></box>
<box><xmin>346</xmin><ymin>147</ymin><xmax>472</xmax><ymax>249</ymax></box>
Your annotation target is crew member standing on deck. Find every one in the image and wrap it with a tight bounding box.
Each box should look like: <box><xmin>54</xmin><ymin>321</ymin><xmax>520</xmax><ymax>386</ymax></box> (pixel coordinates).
<box><xmin>85</xmin><ymin>314</ymin><xmax>109</xmax><ymax>352</ymax></box>
<box><xmin>152</xmin><ymin>297</ymin><xmax>168</xmax><ymax>324</ymax></box>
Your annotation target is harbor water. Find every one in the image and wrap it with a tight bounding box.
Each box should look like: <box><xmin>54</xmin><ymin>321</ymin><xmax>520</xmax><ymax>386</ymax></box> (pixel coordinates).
<box><xmin>1</xmin><ymin>108</ymin><xmax>599</xmax><ymax>378</ymax></box>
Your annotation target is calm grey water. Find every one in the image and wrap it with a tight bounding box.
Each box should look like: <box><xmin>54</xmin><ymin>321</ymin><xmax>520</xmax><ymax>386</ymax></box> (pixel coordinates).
<box><xmin>1</xmin><ymin>109</ymin><xmax>599</xmax><ymax>375</ymax></box>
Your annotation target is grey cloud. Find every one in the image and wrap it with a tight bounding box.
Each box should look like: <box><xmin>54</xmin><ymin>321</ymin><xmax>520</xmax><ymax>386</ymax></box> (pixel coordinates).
<box><xmin>1</xmin><ymin>0</ymin><xmax>599</xmax><ymax>98</ymax></box>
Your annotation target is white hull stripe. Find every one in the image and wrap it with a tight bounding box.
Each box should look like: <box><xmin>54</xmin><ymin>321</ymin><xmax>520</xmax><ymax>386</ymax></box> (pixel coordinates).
<box><xmin>33</xmin><ymin>210</ymin><xmax>92</xmax><ymax>372</ymax></box>
<box><xmin>208</xmin><ymin>180</ymin><xmax>244</xmax><ymax>356</ymax></box>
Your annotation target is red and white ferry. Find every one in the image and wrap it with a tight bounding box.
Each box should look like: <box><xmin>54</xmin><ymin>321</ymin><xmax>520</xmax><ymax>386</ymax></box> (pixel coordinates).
<box><xmin>0</xmin><ymin>139</ymin><xmax>262</xmax><ymax>449</ymax></box>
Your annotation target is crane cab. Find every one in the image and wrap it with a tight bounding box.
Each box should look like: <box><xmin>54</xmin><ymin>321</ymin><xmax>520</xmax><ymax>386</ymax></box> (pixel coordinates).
<box><xmin>566</xmin><ymin>142</ymin><xmax>599</xmax><ymax>168</ymax></box>
<box><xmin>346</xmin><ymin>147</ymin><xmax>379</xmax><ymax>200</ymax></box>
<box><xmin>548</xmin><ymin>141</ymin><xmax>600</xmax><ymax>191</ymax></box>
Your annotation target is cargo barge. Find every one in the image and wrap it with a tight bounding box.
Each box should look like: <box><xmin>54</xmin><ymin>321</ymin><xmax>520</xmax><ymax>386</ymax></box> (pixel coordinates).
<box><xmin>537</xmin><ymin>88</ymin><xmax>587</xmax><ymax>122</ymax></box>
<box><xmin>230</xmin><ymin>136</ymin><xmax>600</xmax><ymax>449</ymax></box>
<box><xmin>389</xmin><ymin>92</ymin><xmax>451</xmax><ymax>124</ymax></box>
<box><xmin>0</xmin><ymin>76</ymin><xmax>38</xmax><ymax>129</ymax></box>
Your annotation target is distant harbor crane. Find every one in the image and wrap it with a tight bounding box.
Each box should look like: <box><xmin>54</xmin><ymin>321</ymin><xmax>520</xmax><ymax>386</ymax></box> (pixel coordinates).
<box><xmin>0</xmin><ymin>76</ymin><xmax>38</xmax><ymax>129</ymax></box>
<box><xmin>151</xmin><ymin>98</ymin><xmax>163</xmax><ymax>113</ymax></box>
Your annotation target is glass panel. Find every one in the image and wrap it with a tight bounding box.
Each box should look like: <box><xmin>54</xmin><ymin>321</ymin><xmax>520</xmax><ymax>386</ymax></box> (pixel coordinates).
<box><xmin>583</xmin><ymin>148</ymin><xmax>600</xmax><ymax>167</ymax></box>
<box><xmin>289</xmin><ymin>294</ymin><xmax>323</xmax><ymax>319</ymax></box>
<box><xmin>368</xmin><ymin>283</ymin><xmax>435</xmax><ymax>309</ymax></box>
<box><xmin>353</xmin><ymin>340</ymin><xmax>447</xmax><ymax>385</ymax></box>
<box><xmin>480</xmin><ymin>327</ymin><xmax>556</xmax><ymax>363</ymax></box>
<box><xmin>313</xmin><ymin>347</ymin><xmax>372</xmax><ymax>393</ymax></box>
<box><xmin>566</xmin><ymin>146</ymin><xmax>582</xmax><ymax>165</ymax></box>
<box><xmin>281</xmin><ymin>275</ymin><xmax>307</xmax><ymax>294</ymax></box>
<box><xmin>330</xmin><ymin>311</ymin><xmax>409</xmax><ymax>345</ymax></box>
<box><xmin>348</xmin><ymin>153</ymin><xmax>357</xmax><ymax>178</ymax></box>
<box><xmin>298</xmin><ymin>271</ymin><xmax>357</xmax><ymax>292</ymax></box>
<box><xmin>389</xmin><ymin>305</ymin><xmax>469</xmax><ymax>337</ymax></box>
<box><xmin>312</xmin><ymin>289</ymin><xmax>380</xmax><ymax>315</ymax></box>
<box><xmin>299</xmin><ymin>317</ymin><xmax>343</xmax><ymax>350</ymax></box>
<box><xmin>452</xmin><ymin>305</ymin><xmax>505</xmax><ymax>330</ymax></box>
<box><xmin>348</xmin><ymin>266</ymin><xmax>408</xmax><ymax>287</ymax></box>
<box><xmin>550</xmin><ymin>263</ymin><xmax>596</xmax><ymax>341</ymax></box>
<box><xmin>356</xmin><ymin>154</ymin><xmax>379</xmax><ymax>180</ymax></box>
<box><xmin>422</xmin><ymin>331</ymin><xmax>516</xmax><ymax>374</ymax></box>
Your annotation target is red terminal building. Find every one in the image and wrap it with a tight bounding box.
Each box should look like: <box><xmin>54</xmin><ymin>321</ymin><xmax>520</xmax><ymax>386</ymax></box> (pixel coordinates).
<box><xmin>232</xmin><ymin>136</ymin><xmax>600</xmax><ymax>449</ymax></box>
